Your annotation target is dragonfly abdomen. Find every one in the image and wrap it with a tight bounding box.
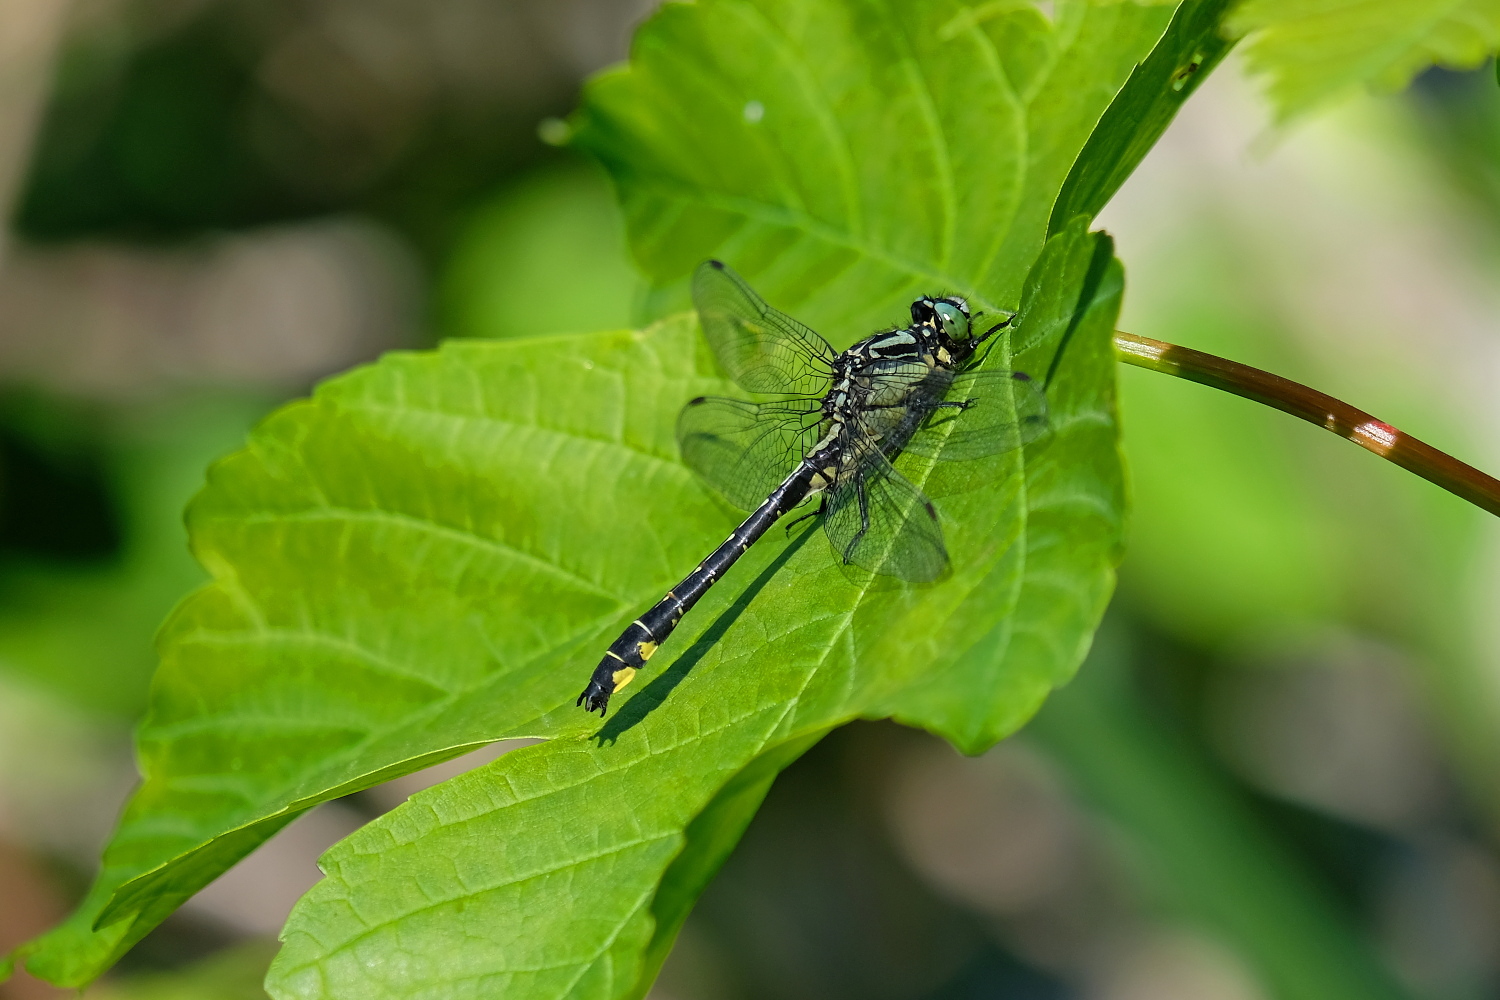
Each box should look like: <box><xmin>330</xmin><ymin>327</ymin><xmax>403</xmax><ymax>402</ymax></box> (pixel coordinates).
<box><xmin>576</xmin><ymin>463</ymin><xmax>818</xmax><ymax>715</ymax></box>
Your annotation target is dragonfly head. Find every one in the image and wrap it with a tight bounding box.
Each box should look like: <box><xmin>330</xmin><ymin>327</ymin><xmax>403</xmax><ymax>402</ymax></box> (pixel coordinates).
<box><xmin>912</xmin><ymin>296</ymin><xmax>974</xmax><ymax>360</ymax></box>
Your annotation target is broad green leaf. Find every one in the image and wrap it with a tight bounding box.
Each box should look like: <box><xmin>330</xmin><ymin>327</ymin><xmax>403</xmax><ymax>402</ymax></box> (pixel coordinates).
<box><xmin>573</xmin><ymin>0</ymin><xmax>1174</xmax><ymax>329</ymax></box>
<box><xmin>266</xmin><ymin>221</ymin><xmax>1125</xmax><ymax>1000</ymax></box>
<box><xmin>13</xmin><ymin>0</ymin><xmax>1190</xmax><ymax>989</ymax></box>
<box><xmin>16</xmin><ymin>323</ymin><xmax>730</xmax><ymax>985</ymax></box>
<box><xmin>1229</xmin><ymin>0</ymin><xmax>1500</xmax><ymax>122</ymax></box>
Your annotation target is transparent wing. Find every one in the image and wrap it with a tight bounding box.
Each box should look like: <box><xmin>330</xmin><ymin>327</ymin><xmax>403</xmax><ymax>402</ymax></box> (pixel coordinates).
<box><xmin>901</xmin><ymin>370</ymin><xmax>1050</xmax><ymax>461</ymax></box>
<box><xmin>693</xmin><ymin>260</ymin><xmax>838</xmax><ymax>397</ymax></box>
<box><xmin>677</xmin><ymin>395</ymin><xmax>825</xmax><ymax>510</ymax></box>
<box><xmin>841</xmin><ymin>363</ymin><xmax>956</xmax><ymax>455</ymax></box>
<box><xmin>823</xmin><ymin>453</ymin><xmax>949</xmax><ymax>583</ymax></box>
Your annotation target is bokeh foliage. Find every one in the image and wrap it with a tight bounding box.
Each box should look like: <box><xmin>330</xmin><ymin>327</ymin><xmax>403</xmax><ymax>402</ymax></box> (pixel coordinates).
<box><xmin>1231</xmin><ymin>0</ymin><xmax>1500</xmax><ymax>122</ymax></box>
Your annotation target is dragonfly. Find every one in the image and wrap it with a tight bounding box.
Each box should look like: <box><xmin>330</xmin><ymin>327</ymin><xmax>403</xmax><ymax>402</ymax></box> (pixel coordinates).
<box><xmin>577</xmin><ymin>260</ymin><xmax>1049</xmax><ymax>715</ymax></box>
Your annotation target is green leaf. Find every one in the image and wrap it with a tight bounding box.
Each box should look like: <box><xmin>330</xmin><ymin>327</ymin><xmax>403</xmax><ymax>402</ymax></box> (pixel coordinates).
<box><xmin>13</xmin><ymin>0</ymin><xmax>1194</xmax><ymax>990</ymax></box>
<box><xmin>266</xmin><ymin>222</ymin><xmax>1125</xmax><ymax>1000</ymax></box>
<box><xmin>17</xmin><ymin>324</ymin><xmax>720</xmax><ymax>986</ymax></box>
<box><xmin>627</xmin><ymin>730</ymin><xmax>826</xmax><ymax>999</ymax></box>
<box><xmin>573</xmin><ymin>0</ymin><xmax>1174</xmax><ymax>329</ymax></box>
<box><xmin>1229</xmin><ymin>0</ymin><xmax>1500</xmax><ymax>122</ymax></box>
<box><xmin>1050</xmin><ymin>0</ymin><xmax>1236</xmax><ymax>233</ymax></box>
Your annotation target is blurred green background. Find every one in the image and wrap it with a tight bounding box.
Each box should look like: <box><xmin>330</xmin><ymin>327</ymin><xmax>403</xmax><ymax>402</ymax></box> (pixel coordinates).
<box><xmin>2</xmin><ymin>2</ymin><xmax>1500</xmax><ymax>999</ymax></box>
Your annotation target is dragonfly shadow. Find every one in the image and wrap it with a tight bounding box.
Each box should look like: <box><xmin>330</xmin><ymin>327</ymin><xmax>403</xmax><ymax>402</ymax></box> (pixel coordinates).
<box><xmin>592</xmin><ymin>523</ymin><xmax>818</xmax><ymax>745</ymax></box>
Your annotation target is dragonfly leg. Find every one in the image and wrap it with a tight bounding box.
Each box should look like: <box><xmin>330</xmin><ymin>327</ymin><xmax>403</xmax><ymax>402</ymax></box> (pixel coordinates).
<box><xmin>919</xmin><ymin>399</ymin><xmax>977</xmax><ymax>436</ymax></box>
<box><xmin>974</xmin><ymin>313</ymin><xmax>1014</xmax><ymax>345</ymax></box>
<box><xmin>841</xmin><ymin>482</ymin><xmax>871</xmax><ymax>563</ymax></box>
<box><xmin>783</xmin><ymin>496</ymin><xmax>826</xmax><ymax>536</ymax></box>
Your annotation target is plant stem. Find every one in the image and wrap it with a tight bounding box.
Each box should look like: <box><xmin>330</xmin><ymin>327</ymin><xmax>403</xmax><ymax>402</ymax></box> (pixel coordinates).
<box><xmin>1113</xmin><ymin>330</ymin><xmax>1500</xmax><ymax>518</ymax></box>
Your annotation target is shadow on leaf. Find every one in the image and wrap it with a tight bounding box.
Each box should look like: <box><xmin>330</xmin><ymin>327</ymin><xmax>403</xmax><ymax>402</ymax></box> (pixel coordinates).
<box><xmin>593</xmin><ymin>523</ymin><xmax>818</xmax><ymax>744</ymax></box>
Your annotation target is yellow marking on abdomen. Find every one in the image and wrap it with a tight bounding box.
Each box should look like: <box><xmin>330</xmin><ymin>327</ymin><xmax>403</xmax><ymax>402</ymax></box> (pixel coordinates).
<box><xmin>611</xmin><ymin>666</ymin><xmax>638</xmax><ymax>692</ymax></box>
<box><xmin>637</xmin><ymin>641</ymin><xmax>659</xmax><ymax>660</ymax></box>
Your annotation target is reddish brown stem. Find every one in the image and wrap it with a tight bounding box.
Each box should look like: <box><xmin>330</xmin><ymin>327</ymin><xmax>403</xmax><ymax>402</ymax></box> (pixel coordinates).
<box><xmin>1114</xmin><ymin>330</ymin><xmax>1500</xmax><ymax>518</ymax></box>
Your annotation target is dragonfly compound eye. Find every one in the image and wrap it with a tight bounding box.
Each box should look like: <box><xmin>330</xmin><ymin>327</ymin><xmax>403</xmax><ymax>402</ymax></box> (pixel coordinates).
<box><xmin>933</xmin><ymin>300</ymin><xmax>969</xmax><ymax>342</ymax></box>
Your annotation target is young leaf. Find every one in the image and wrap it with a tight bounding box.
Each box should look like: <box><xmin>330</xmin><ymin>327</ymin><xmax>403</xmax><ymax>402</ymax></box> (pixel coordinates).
<box><xmin>1230</xmin><ymin>0</ymin><xmax>1500</xmax><ymax>123</ymax></box>
<box><xmin>573</xmin><ymin>0</ymin><xmax>1175</xmax><ymax>330</ymax></box>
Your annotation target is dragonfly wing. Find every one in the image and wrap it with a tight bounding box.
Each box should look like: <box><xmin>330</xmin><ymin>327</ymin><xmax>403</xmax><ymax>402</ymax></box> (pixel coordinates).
<box><xmin>677</xmin><ymin>395</ymin><xmax>824</xmax><ymax>510</ymax></box>
<box><xmin>823</xmin><ymin>454</ymin><xmax>949</xmax><ymax>582</ymax></box>
<box><xmin>842</xmin><ymin>363</ymin><xmax>953</xmax><ymax>455</ymax></box>
<box><xmin>902</xmin><ymin>369</ymin><xmax>1049</xmax><ymax>461</ymax></box>
<box><xmin>693</xmin><ymin>260</ymin><xmax>838</xmax><ymax>397</ymax></box>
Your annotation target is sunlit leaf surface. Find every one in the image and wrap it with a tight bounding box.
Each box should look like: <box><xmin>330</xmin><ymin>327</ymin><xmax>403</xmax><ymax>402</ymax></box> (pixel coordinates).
<box><xmin>578</xmin><ymin>0</ymin><xmax>1172</xmax><ymax>333</ymax></box>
